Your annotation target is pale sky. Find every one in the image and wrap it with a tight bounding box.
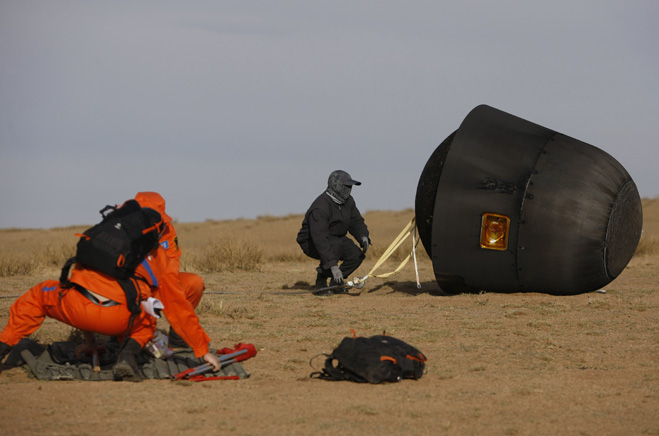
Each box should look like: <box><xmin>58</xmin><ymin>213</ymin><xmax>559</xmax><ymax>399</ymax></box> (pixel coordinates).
<box><xmin>1</xmin><ymin>0</ymin><xmax>657</xmax><ymax>229</ymax></box>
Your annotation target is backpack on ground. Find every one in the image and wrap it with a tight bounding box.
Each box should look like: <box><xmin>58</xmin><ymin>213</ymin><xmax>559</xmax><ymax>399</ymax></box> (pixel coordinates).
<box><xmin>60</xmin><ymin>199</ymin><xmax>163</xmax><ymax>315</ymax></box>
<box><xmin>310</xmin><ymin>334</ymin><xmax>427</xmax><ymax>384</ymax></box>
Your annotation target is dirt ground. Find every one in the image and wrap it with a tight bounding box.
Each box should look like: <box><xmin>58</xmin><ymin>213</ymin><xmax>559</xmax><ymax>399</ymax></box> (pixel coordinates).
<box><xmin>0</xmin><ymin>209</ymin><xmax>658</xmax><ymax>436</ymax></box>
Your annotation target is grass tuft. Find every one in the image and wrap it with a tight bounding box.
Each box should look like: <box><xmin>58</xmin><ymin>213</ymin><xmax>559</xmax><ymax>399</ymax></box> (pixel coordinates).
<box><xmin>634</xmin><ymin>234</ymin><xmax>659</xmax><ymax>258</ymax></box>
<box><xmin>0</xmin><ymin>254</ymin><xmax>41</xmax><ymax>277</ymax></box>
<box><xmin>183</xmin><ymin>239</ymin><xmax>264</xmax><ymax>272</ymax></box>
<box><xmin>0</xmin><ymin>243</ymin><xmax>75</xmax><ymax>278</ymax></box>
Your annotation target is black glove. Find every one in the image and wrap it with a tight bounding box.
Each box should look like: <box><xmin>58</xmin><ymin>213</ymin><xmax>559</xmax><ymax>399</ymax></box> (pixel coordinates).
<box><xmin>330</xmin><ymin>266</ymin><xmax>344</xmax><ymax>284</ymax></box>
<box><xmin>361</xmin><ymin>236</ymin><xmax>370</xmax><ymax>253</ymax></box>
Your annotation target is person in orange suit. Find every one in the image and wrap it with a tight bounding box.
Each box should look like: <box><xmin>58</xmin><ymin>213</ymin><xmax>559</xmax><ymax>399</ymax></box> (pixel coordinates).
<box><xmin>134</xmin><ymin>191</ymin><xmax>205</xmax><ymax>347</ymax></box>
<box><xmin>0</xmin><ymin>201</ymin><xmax>220</xmax><ymax>381</ymax></box>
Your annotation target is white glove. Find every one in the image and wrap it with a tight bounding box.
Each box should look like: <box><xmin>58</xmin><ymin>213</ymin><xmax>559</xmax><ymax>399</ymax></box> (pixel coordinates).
<box><xmin>141</xmin><ymin>297</ymin><xmax>164</xmax><ymax>318</ymax></box>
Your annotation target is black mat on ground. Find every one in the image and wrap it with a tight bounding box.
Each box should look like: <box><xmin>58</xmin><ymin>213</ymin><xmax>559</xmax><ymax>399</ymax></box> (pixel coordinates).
<box><xmin>5</xmin><ymin>338</ymin><xmax>250</xmax><ymax>381</ymax></box>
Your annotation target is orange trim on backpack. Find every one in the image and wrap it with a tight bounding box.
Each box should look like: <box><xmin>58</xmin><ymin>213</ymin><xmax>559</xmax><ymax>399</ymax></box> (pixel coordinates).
<box><xmin>116</xmin><ymin>254</ymin><xmax>126</xmax><ymax>268</ymax></box>
<box><xmin>406</xmin><ymin>353</ymin><xmax>428</xmax><ymax>363</ymax></box>
<box><xmin>75</xmin><ymin>233</ymin><xmax>90</xmax><ymax>240</ymax></box>
<box><xmin>380</xmin><ymin>356</ymin><xmax>397</xmax><ymax>364</ymax></box>
<box><xmin>142</xmin><ymin>222</ymin><xmax>162</xmax><ymax>235</ymax></box>
<box><xmin>350</xmin><ymin>329</ymin><xmax>357</xmax><ymax>339</ymax></box>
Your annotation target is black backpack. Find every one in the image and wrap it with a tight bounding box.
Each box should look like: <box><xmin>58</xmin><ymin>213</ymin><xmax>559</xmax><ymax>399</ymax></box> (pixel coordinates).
<box><xmin>310</xmin><ymin>335</ymin><xmax>427</xmax><ymax>384</ymax></box>
<box><xmin>60</xmin><ymin>199</ymin><xmax>163</xmax><ymax>315</ymax></box>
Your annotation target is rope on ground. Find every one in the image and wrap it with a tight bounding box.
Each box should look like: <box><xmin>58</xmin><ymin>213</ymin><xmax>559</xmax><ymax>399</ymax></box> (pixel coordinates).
<box><xmin>351</xmin><ymin>216</ymin><xmax>421</xmax><ymax>289</ymax></box>
<box><xmin>412</xmin><ymin>224</ymin><xmax>422</xmax><ymax>289</ymax></box>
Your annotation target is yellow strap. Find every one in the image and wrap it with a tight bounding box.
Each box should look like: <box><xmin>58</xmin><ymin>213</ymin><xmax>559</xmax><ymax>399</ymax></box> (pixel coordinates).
<box><xmin>365</xmin><ymin>217</ymin><xmax>417</xmax><ymax>279</ymax></box>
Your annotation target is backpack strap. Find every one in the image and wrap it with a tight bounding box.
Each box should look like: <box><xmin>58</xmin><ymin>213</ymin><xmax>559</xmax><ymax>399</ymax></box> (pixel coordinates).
<box><xmin>309</xmin><ymin>355</ymin><xmax>367</xmax><ymax>383</ymax></box>
<box><xmin>99</xmin><ymin>204</ymin><xmax>117</xmax><ymax>217</ymax></box>
<box><xmin>117</xmin><ymin>277</ymin><xmax>142</xmax><ymax>315</ymax></box>
<box><xmin>60</xmin><ymin>257</ymin><xmax>141</xmax><ymax>317</ymax></box>
<box><xmin>59</xmin><ymin>257</ymin><xmax>77</xmax><ymax>288</ymax></box>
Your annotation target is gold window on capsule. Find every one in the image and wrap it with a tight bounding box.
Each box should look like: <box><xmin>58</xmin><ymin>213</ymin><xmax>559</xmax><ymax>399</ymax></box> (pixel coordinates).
<box><xmin>480</xmin><ymin>213</ymin><xmax>510</xmax><ymax>251</ymax></box>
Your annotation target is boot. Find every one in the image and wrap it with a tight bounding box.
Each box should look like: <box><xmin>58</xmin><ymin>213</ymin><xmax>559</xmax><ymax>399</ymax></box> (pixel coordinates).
<box><xmin>0</xmin><ymin>341</ymin><xmax>12</xmax><ymax>364</ymax></box>
<box><xmin>314</xmin><ymin>270</ymin><xmax>337</xmax><ymax>295</ymax></box>
<box><xmin>314</xmin><ymin>272</ymin><xmax>329</xmax><ymax>290</ymax></box>
<box><xmin>312</xmin><ymin>271</ymin><xmax>334</xmax><ymax>295</ymax></box>
<box><xmin>113</xmin><ymin>338</ymin><xmax>144</xmax><ymax>382</ymax></box>
<box><xmin>168</xmin><ymin>327</ymin><xmax>189</xmax><ymax>349</ymax></box>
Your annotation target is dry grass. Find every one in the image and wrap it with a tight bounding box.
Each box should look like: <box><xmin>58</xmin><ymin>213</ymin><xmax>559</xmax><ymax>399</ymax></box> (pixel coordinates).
<box><xmin>634</xmin><ymin>234</ymin><xmax>659</xmax><ymax>257</ymax></box>
<box><xmin>182</xmin><ymin>239</ymin><xmax>264</xmax><ymax>273</ymax></box>
<box><xmin>0</xmin><ymin>254</ymin><xmax>41</xmax><ymax>277</ymax></box>
<box><xmin>0</xmin><ymin>244</ymin><xmax>75</xmax><ymax>278</ymax></box>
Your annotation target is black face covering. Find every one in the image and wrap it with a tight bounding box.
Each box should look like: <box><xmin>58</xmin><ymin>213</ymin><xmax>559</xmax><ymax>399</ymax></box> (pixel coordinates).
<box><xmin>326</xmin><ymin>172</ymin><xmax>352</xmax><ymax>204</ymax></box>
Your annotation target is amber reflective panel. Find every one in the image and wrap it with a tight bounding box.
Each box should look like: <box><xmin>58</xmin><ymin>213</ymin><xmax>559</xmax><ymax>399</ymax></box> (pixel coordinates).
<box><xmin>480</xmin><ymin>213</ymin><xmax>510</xmax><ymax>250</ymax></box>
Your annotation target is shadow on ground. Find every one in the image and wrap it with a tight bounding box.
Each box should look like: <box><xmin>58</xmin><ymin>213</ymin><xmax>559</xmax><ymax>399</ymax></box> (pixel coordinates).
<box><xmin>367</xmin><ymin>280</ymin><xmax>451</xmax><ymax>296</ymax></box>
<box><xmin>282</xmin><ymin>279</ymin><xmax>463</xmax><ymax>297</ymax></box>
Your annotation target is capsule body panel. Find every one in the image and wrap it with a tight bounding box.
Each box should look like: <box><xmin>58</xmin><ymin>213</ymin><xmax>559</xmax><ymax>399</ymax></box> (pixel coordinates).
<box><xmin>416</xmin><ymin>105</ymin><xmax>642</xmax><ymax>294</ymax></box>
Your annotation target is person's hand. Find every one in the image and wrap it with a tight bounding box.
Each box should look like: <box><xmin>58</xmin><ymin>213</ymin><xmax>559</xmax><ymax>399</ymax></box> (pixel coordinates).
<box><xmin>361</xmin><ymin>236</ymin><xmax>370</xmax><ymax>253</ymax></box>
<box><xmin>331</xmin><ymin>265</ymin><xmax>344</xmax><ymax>284</ymax></box>
<box><xmin>203</xmin><ymin>352</ymin><xmax>221</xmax><ymax>371</ymax></box>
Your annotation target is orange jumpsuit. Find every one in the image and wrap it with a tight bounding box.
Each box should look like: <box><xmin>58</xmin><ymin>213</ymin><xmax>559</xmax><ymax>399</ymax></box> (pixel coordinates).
<box><xmin>135</xmin><ymin>191</ymin><xmax>205</xmax><ymax>308</ymax></box>
<box><xmin>159</xmin><ymin>222</ymin><xmax>205</xmax><ymax>308</ymax></box>
<box><xmin>0</xmin><ymin>244</ymin><xmax>211</xmax><ymax>358</ymax></box>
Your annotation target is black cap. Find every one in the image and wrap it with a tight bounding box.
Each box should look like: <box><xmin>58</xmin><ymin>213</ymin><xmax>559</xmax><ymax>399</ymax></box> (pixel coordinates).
<box><xmin>329</xmin><ymin>170</ymin><xmax>361</xmax><ymax>186</ymax></box>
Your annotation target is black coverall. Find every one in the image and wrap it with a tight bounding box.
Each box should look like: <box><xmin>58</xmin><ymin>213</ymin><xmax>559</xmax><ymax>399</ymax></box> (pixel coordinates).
<box><xmin>297</xmin><ymin>192</ymin><xmax>370</xmax><ymax>279</ymax></box>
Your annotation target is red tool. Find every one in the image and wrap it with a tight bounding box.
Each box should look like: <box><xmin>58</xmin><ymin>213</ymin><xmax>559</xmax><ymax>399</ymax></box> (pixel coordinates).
<box><xmin>171</xmin><ymin>343</ymin><xmax>257</xmax><ymax>381</ymax></box>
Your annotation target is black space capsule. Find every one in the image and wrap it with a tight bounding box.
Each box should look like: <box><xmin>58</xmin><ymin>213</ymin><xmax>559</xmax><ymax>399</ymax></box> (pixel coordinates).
<box><xmin>415</xmin><ymin>105</ymin><xmax>642</xmax><ymax>294</ymax></box>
